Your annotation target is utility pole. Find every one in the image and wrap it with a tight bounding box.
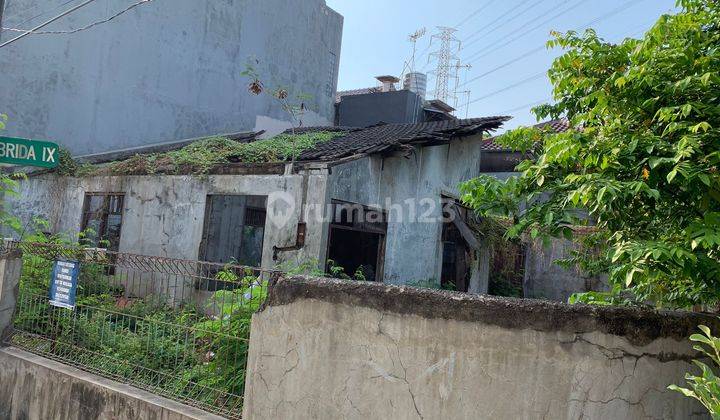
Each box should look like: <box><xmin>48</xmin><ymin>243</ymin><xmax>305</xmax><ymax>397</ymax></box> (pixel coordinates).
<box><xmin>452</xmin><ymin>62</ymin><xmax>472</xmax><ymax>108</ymax></box>
<box><xmin>461</xmin><ymin>90</ymin><xmax>471</xmax><ymax>118</ymax></box>
<box><xmin>428</xmin><ymin>26</ymin><xmax>461</xmax><ymax>104</ymax></box>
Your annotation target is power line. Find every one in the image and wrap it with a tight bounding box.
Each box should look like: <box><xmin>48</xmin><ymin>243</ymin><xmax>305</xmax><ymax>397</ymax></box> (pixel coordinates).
<box><xmin>454</xmin><ymin>0</ymin><xmax>495</xmax><ymax>29</ymax></box>
<box><xmin>464</xmin><ymin>0</ymin><xmax>592</xmax><ymax>64</ymax></box>
<box><xmin>0</xmin><ymin>0</ymin><xmax>98</xmax><ymax>48</ymax></box>
<box><xmin>461</xmin><ymin>71</ymin><xmax>546</xmax><ymax>108</ymax></box>
<box><xmin>460</xmin><ymin>44</ymin><xmax>546</xmax><ymax>88</ymax></box>
<box><xmin>419</xmin><ymin>0</ymin><xmax>495</xmax><ymax>69</ymax></box>
<box><xmin>463</xmin><ymin>0</ymin><xmax>536</xmax><ymax>44</ymax></box>
<box><xmin>462</xmin><ymin>1</ymin><xmax>661</xmax><ymax>118</ymax></box>
<box><xmin>0</xmin><ymin>0</ymin><xmax>78</xmax><ymax>33</ymax></box>
<box><xmin>462</xmin><ymin>0</ymin><xmax>548</xmax><ymax>50</ymax></box>
<box><xmin>2</xmin><ymin>0</ymin><xmax>154</xmax><ymax>36</ymax></box>
<box><xmin>498</xmin><ymin>97</ymin><xmax>551</xmax><ymax>115</ymax></box>
<box><xmin>458</xmin><ymin>0</ymin><xmax>649</xmax><ymax>89</ymax></box>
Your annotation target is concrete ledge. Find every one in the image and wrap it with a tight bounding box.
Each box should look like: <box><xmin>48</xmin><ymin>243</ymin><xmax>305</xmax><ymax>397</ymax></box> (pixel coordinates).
<box><xmin>264</xmin><ymin>276</ymin><xmax>719</xmax><ymax>346</ymax></box>
<box><xmin>0</xmin><ymin>347</ymin><xmax>226</xmax><ymax>420</ymax></box>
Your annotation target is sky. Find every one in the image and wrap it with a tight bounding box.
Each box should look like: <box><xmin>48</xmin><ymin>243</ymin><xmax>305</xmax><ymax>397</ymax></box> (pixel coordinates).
<box><xmin>325</xmin><ymin>0</ymin><xmax>678</xmax><ymax>131</ymax></box>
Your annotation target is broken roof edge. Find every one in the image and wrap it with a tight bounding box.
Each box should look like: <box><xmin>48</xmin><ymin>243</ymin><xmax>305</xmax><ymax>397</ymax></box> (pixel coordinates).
<box><xmin>298</xmin><ymin>116</ymin><xmax>512</xmax><ymax>162</ymax></box>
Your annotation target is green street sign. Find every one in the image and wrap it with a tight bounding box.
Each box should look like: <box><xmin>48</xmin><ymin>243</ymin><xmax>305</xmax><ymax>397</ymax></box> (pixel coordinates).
<box><xmin>0</xmin><ymin>136</ymin><xmax>59</xmax><ymax>168</ymax></box>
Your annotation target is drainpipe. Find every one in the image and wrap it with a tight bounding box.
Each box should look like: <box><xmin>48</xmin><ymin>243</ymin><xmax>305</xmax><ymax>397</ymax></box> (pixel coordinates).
<box><xmin>272</xmin><ymin>164</ymin><xmax>309</xmax><ymax>261</ymax></box>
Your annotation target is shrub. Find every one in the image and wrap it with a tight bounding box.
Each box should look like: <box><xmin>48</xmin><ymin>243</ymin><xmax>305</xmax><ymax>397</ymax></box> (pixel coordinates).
<box><xmin>669</xmin><ymin>324</ymin><xmax>720</xmax><ymax>418</ymax></box>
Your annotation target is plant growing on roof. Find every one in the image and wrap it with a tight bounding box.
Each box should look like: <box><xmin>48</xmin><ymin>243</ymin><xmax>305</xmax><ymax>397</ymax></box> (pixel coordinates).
<box><xmin>241</xmin><ymin>60</ymin><xmax>313</xmax><ymax>135</ymax></box>
<box><xmin>460</xmin><ymin>0</ymin><xmax>720</xmax><ymax>308</ymax></box>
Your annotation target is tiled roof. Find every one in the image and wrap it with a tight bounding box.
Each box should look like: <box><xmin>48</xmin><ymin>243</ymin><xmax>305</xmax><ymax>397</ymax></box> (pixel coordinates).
<box><xmin>282</xmin><ymin>126</ymin><xmax>359</xmax><ymax>135</ymax></box>
<box><xmin>299</xmin><ymin>116</ymin><xmax>510</xmax><ymax>161</ymax></box>
<box><xmin>480</xmin><ymin>118</ymin><xmax>571</xmax><ymax>151</ymax></box>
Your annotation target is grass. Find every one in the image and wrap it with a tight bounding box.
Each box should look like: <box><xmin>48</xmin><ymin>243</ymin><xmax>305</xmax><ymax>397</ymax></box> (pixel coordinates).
<box><xmin>58</xmin><ymin>131</ymin><xmax>345</xmax><ymax>176</ymax></box>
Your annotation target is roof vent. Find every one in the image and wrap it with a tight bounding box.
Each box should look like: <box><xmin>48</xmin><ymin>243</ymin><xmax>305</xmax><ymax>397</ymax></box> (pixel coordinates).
<box><xmin>375</xmin><ymin>75</ymin><xmax>400</xmax><ymax>93</ymax></box>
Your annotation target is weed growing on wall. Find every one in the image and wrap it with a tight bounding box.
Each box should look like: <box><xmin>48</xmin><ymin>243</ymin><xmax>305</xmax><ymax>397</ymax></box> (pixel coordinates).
<box><xmin>670</xmin><ymin>324</ymin><xmax>720</xmax><ymax>418</ymax></box>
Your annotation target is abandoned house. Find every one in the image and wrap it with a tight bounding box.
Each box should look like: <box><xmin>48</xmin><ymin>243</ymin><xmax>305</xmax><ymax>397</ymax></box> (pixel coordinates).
<box><xmin>2</xmin><ymin>117</ymin><xmax>603</xmax><ymax>301</ymax></box>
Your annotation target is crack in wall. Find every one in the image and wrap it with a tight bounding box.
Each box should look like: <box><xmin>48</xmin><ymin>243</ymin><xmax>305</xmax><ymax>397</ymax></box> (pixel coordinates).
<box><xmin>376</xmin><ymin>312</ymin><xmax>424</xmax><ymax>420</ymax></box>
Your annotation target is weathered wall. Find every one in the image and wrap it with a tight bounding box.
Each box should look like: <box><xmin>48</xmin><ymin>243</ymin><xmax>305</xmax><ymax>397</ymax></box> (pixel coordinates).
<box><xmin>244</xmin><ymin>276</ymin><xmax>713</xmax><ymax>420</ymax></box>
<box><xmin>0</xmin><ymin>0</ymin><xmax>342</xmax><ymax>154</ymax></box>
<box><xmin>524</xmin><ymin>237</ymin><xmax>608</xmax><ymax>302</ymax></box>
<box><xmin>327</xmin><ymin>137</ymin><xmax>485</xmax><ymax>285</ymax></box>
<box><xmin>0</xmin><ymin>250</ymin><xmax>22</xmax><ymax>345</ymax></box>
<box><xmin>0</xmin><ymin>347</ymin><xmax>224</xmax><ymax>420</ymax></box>
<box><xmin>3</xmin><ymin>171</ymin><xmax>330</xmax><ymax>270</ymax></box>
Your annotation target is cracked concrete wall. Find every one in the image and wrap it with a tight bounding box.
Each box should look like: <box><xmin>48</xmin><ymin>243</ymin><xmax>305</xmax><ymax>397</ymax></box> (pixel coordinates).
<box><xmin>243</xmin><ymin>276</ymin><xmax>712</xmax><ymax>420</ymax></box>
<box><xmin>524</xmin><ymin>237</ymin><xmax>608</xmax><ymax>302</ymax></box>
<box><xmin>2</xmin><ymin>171</ymin><xmax>330</xmax><ymax>272</ymax></box>
<box><xmin>0</xmin><ymin>252</ymin><xmax>22</xmax><ymax>346</ymax></box>
<box><xmin>0</xmin><ymin>347</ymin><xmax>225</xmax><ymax>420</ymax></box>
<box><xmin>0</xmin><ymin>0</ymin><xmax>342</xmax><ymax>155</ymax></box>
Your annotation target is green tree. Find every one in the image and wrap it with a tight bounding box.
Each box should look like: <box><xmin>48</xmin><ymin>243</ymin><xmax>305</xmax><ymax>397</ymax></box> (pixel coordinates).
<box><xmin>460</xmin><ymin>0</ymin><xmax>720</xmax><ymax>307</ymax></box>
<box><xmin>0</xmin><ymin>114</ymin><xmax>23</xmax><ymax>233</ymax></box>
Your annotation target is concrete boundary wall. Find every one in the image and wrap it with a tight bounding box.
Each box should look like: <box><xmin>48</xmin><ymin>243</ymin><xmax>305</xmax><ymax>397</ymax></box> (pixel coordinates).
<box><xmin>0</xmin><ymin>251</ymin><xmax>22</xmax><ymax>345</ymax></box>
<box><xmin>243</xmin><ymin>276</ymin><xmax>715</xmax><ymax>419</ymax></box>
<box><xmin>0</xmin><ymin>347</ymin><xmax>224</xmax><ymax>420</ymax></box>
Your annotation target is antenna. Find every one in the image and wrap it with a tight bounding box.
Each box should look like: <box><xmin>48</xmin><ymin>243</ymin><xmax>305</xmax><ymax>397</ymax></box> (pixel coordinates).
<box><xmin>428</xmin><ymin>26</ymin><xmax>461</xmax><ymax>104</ymax></box>
<box><xmin>407</xmin><ymin>27</ymin><xmax>426</xmax><ymax>73</ymax></box>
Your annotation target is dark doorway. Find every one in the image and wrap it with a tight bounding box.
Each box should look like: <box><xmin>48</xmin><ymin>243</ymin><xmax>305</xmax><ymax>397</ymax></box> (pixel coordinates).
<box><xmin>440</xmin><ymin>200</ymin><xmax>475</xmax><ymax>292</ymax></box>
<box><xmin>441</xmin><ymin>222</ymin><xmax>470</xmax><ymax>292</ymax></box>
<box><xmin>199</xmin><ymin>195</ymin><xmax>267</xmax><ymax>267</ymax></box>
<box><xmin>326</xmin><ymin>201</ymin><xmax>386</xmax><ymax>281</ymax></box>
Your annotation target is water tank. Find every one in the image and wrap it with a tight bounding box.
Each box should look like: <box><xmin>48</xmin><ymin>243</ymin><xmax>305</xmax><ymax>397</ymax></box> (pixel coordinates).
<box><xmin>403</xmin><ymin>72</ymin><xmax>427</xmax><ymax>100</ymax></box>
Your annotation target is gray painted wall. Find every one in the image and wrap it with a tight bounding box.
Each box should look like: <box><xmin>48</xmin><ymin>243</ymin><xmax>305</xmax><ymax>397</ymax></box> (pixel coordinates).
<box><xmin>327</xmin><ymin>136</ymin><xmax>484</xmax><ymax>285</ymax></box>
<box><xmin>0</xmin><ymin>0</ymin><xmax>342</xmax><ymax>154</ymax></box>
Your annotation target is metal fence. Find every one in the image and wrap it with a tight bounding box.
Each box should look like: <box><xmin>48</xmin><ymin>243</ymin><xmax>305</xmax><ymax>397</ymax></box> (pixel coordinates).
<box><xmin>5</xmin><ymin>241</ymin><xmax>281</xmax><ymax>419</ymax></box>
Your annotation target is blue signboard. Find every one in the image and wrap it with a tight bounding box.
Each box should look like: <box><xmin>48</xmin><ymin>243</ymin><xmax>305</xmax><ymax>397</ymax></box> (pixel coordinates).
<box><xmin>49</xmin><ymin>260</ymin><xmax>80</xmax><ymax>309</ymax></box>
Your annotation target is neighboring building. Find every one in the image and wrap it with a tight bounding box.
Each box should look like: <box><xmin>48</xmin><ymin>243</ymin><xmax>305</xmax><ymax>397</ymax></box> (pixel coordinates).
<box><xmin>335</xmin><ymin>73</ymin><xmax>456</xmax><ymax>127</ymax></box>
<box><xmin>0</xmin><ymin>0</ymin><xmax>343</xmax><ymax>155</ymax></box>
<box><xmin>3</xmin><ymin>116</ymin><xmax>603</xmax><ymax>301</ymax></box>
<box><xmin>4</xmin><ymin>117</ymin><xmax>507</xmax><ymax>293</ymax></box>
<box><xmin>479</xmin><ymin>118</ymin><xmax>606</xmax><ymax>302</ymax></box>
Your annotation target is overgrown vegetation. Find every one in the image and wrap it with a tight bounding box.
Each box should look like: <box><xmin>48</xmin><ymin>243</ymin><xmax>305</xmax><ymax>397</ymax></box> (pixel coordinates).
<box><xmin>461</xmin><ymin>0</ymin><xmax>720</xmax><ymax>308</ymax></box>
<box><xmin>57</xmin><ymin>131</ymin><xmax>344</xmax><ymax>176</ymax></box>
<box><xmin>12</xmin><ymin>231</ymin><xmax>265</xmax><ymax>414</ymax></box>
